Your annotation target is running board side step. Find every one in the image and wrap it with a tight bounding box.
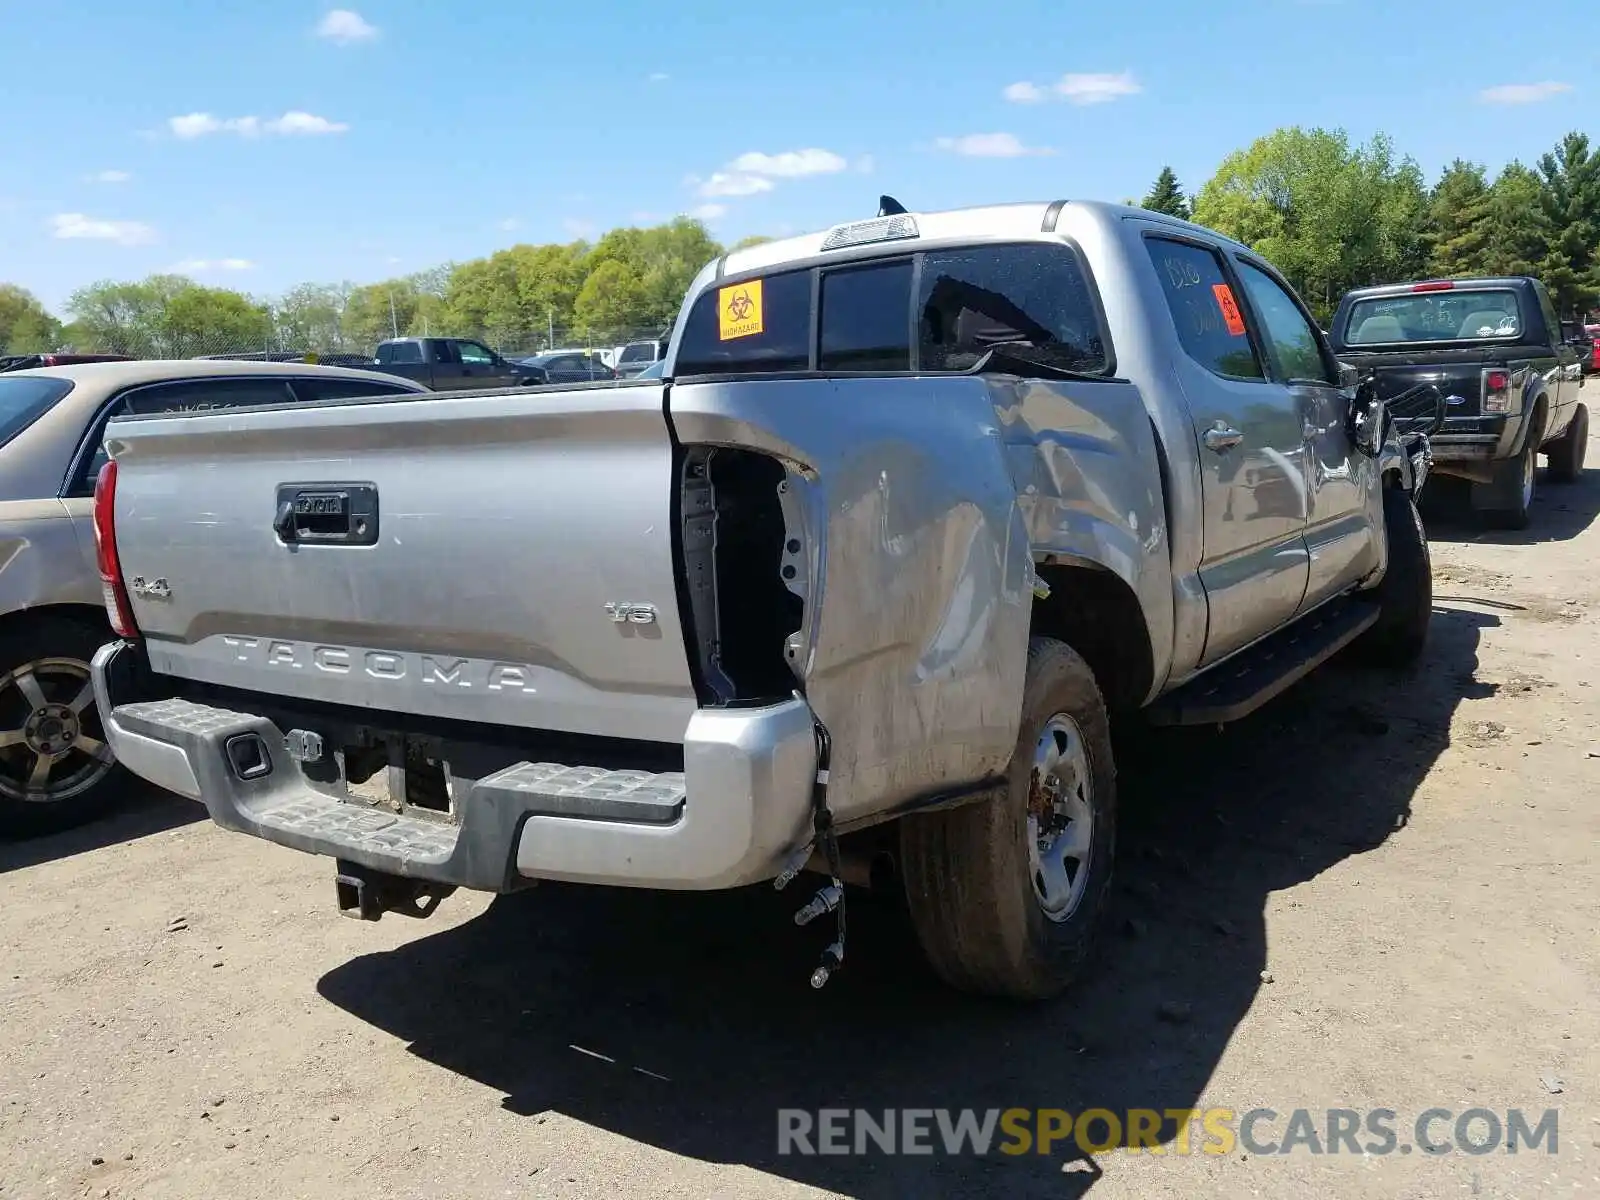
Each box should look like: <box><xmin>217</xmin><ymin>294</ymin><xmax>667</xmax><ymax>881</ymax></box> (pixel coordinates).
<box><xmin>1146</xmin><ymin>600</ymin><xmax>1379</xmax><ymax>727</ymax></box>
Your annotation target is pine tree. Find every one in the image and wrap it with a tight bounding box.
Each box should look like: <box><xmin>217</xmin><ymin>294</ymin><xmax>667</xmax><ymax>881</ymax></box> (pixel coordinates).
<box><xmin>1481</xmin><ymin>163</ymin><xmax>1555</xmax><ymax>279</ymax></box>
<box><xmin>1141</xmin><ymin>167</ymin><xmax>1191</xmax><ymax>220</ymax></box>
<box><xmin>1424</xmin><ymin>159</ymin><xmax>1491</xmax><ymax>278</ymax></box>
<box><xmin>1535</xmin><ymin>132</ymin><xmax>1600</xmax><ymax>317</ymax></box>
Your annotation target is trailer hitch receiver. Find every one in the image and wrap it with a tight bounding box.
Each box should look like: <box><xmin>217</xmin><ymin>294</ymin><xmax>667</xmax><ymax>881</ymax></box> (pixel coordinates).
<box><xmin>334</xmin><ymin>859</ymin><xmax>456</xmax><ymax>921</ymax></box>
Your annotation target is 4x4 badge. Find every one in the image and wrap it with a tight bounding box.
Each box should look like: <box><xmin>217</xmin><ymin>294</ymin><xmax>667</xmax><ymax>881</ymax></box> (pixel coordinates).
<box><xmin>128</xmin><ymin>576</ymin><xmax>172</xmax><ymax>600</ymax></box>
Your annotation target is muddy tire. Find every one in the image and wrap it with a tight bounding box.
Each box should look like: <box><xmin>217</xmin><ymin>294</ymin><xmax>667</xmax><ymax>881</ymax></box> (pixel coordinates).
<box><xmin>898</xmin><ymin>638</ymin><xmax>1116</xmax><ymax>1000</ymax></box>
<box><xmin>1356</xmin><ymin>487</ymin><xmax>1432</xmax><ymax>668</ymax></box>
<box><xmin>1547</xmin><ymin>404</ymin><xmax>1588</xmax><ymax>483</ymax></box>
<box><xmin>0</xmin><ymin>616</ymin><xmax>126</xmax><ymax>839</ymax></box>
<box><xmin>1480</xmin><ymin>441</ymin><xmax>1536</xmax><ymax>530</ymax></box>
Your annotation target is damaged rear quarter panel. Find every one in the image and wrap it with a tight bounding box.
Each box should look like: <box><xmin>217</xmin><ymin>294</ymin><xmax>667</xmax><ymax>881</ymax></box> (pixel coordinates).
<box><xmin>669</xmin><ymin>376</ymin><xmax>1033</xmax><ymax>822</ymax></box>
<box><xmin>991</xmin><ymin>375</ymin><xmax>1174</xmax><ymax>701</ymax></box>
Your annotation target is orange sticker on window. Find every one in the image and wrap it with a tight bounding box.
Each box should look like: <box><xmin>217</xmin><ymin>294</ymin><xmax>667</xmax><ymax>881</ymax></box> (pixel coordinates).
<box><xmin>1212</xmin><ymin>283</ymin><xmax>1247</xmax><ymax>337</ymax></box>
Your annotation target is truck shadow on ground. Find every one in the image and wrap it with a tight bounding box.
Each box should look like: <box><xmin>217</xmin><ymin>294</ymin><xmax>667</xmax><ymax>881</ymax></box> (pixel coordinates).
<box><xmin>1421</xmin><ymin>464</ymin><xmax>1598</xmax><ymax>545</ymax></box>
<box><xmin>0</xmin><ymin>782</ymin><xmax>201</xmax><ymax>875</ymax></box>
<box><xmin>318</xmin><ymin>605</ymin><xmax>1497</xmax><ymax>1199</ymax></box>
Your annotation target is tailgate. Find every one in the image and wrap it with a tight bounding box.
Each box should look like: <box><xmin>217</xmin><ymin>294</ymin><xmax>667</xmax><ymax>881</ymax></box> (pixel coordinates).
<box><xmin>105</xmin><ymin>384</ymin><xmax>698</xmax><ymax>743</ymax></box>
<box><xmin>1338</xmin><ymin>349</ymin><xmax>1494</xmax><ymax>418</ymax></box>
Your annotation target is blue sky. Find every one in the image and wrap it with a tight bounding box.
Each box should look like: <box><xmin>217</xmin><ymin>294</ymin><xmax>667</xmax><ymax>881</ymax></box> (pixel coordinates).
<box><xmin>2</xmin><ymin>1</ymin><xmax>1590</xmax><ymax>313</ymax></box>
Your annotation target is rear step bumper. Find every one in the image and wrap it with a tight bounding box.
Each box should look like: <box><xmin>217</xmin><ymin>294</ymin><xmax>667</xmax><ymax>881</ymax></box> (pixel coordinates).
<box><xmin>91</xmin><ymin>641</ymin><xmax>817</xmax><ymax>891</ymax></box>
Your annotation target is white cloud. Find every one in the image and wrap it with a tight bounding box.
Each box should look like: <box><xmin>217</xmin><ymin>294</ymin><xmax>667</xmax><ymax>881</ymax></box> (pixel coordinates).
<box><xmin>498</xmin><ymin>217</ymin><xmax>521</xmax><ymax>232</ymax></box>
<box><xmin>50</xmin><ymin>213</ymin><xmax>157</xmax><ymax>246</ymax></box>
<box><xmin>170</xmin><ymin>113</ymin><xmax>225</xmax><ymax>138</ymax></box>
<box><xmin>727</xmin><ymin>148</ymin><xmax>847</xmax><ymax>178</ymax></box>
<box><xmin>265</xmin><ymin>111</ymin><xmax>350</xmax><ymax>135</ymax></box>
<box><xmin>854</xmin><ymin>154</ymin><xmax>875</xmax><ymax>174</ymax></box>
<box><xmin>1055</xmin><ymin>71</ymin><xmax>1141</xmax><ymax>105</ymax></box>
<box><xmin>935</xmin><ymin>133</ymin><xmax>1055</xmax><ymax>158</ymax></box>
<box><xmin>697</xmin><ymin>172</ymin><xmax>775</xmax><ymax>198</ymax></box>
<box><xmin>563</xmin><ymin>218</ymin><xmax>596</xmax><ymax>238</ymax></box>
<box><xmin>168</xmin><ymin>258</ymin><xmax>256</xmax><ymax>273</ymax></box>
<box><xmin>385</xmin><ymin>255</ymin><xmax>403</xmax><ymax>265</ymax></box>
<box><xmin>648</xmin><ymin>72</ymin><xmax>669</xmax><ymax>82</ymax></box>
<box><xmin>1004</xmin><ymin>81</ymin><xmax>1046</xmax><ymax>103</ymax></box>
<box><xmin>316</xmin><ymin>9</ymin><xmax>378</xmax><ymax>43</ymax></box>
<box><xmin>687</xmin><ymin>146</ymin><xmax>848</xmax><ymax>205</ymax></box>
<box><xmin>1480</xmin><ymin>81</ymin><xmax>1573</xmax><ymax>104</ymax></box>
<box><xmin>690</xmin><ymin>204</ymin><xmax>727</xmax><ymax>220</ymax></box>
<box><xmin>90</xmin><ymin>169</ymin><xmax>132</xmax><ymax>184</ymax></box>
<box><xmin>168</xmin><ymin>110</ymin><xmax>349</xmax><ymax>139</ymax></box>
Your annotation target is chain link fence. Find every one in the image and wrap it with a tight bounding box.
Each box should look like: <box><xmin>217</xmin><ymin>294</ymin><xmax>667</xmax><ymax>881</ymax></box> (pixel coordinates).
<box><xmin>8</xmin><ymin>324</ymin><xmax>670</xmax><ymax>365</ymax></box>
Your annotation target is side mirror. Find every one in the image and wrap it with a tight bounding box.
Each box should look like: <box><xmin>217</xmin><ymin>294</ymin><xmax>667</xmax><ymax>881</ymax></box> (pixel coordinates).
<box><xmin>1348</xmin><ymin>376</ymin><xmax>1386</xmax><ymax>458</ymax></box>
<box><xmin>1337</xmin><ymin>361</ymin><xmax>1361</xmax><ymax>390</ymax></box>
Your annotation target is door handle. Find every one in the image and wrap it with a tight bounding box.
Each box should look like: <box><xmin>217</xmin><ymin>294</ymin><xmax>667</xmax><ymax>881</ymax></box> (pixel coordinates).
<box><xmin>1202</xmin><ymin>423</ymin><xmax>1244</xmax><ymax>452</ymax></box>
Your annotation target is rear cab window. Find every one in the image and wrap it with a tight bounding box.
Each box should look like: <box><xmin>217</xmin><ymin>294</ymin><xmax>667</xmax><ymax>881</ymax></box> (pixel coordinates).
<box><xmin>0</xmin><ymin>376</ymin><xmax>74</xmax><ymax>449</ymax></box>
<box><xmin>674</xmin><ymin>241</ymin><xmax>1110</xmax><ymax>377</ymax></box>
<box><xmin>376</xmin><ymin>341</ymin><xmax>423</xmax><ymax>364</ymax></box>
<box><xmin>1343</xmin><ymin>289</ymin><xmax>1526</xmax><ymax>345</ymax></box>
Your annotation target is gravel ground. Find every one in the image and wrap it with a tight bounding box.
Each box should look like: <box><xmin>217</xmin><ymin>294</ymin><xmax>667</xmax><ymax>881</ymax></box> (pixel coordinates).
<box><xmin>3</xmin><ymin>433</ymin><xmax>1598</xmax><ymax>1200</ymax></box>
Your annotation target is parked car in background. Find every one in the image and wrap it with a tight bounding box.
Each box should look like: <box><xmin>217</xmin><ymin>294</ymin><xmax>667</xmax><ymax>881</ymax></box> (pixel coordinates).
<box><xmin>90</xmin><ymin>198</ymin><xmax>1442</xmax><ymax>999</ymax></box>
<box><xmin>1586</xmin><ymin>324</ymin><xmax>1600</xmax><ymax>375</ymax></box>
<box><xmin>1330</xmin><ymin>277</ymin><xmax>1588</xmax><ymax>529</ymax></box>
<box><xmin>371</xmin><ymin>337</ymin><xmax>541</xmax><ymax>390</ymax></box>
<box><xmin>1</xmin><ymin>354</ymin><xmax>133</xmax><ymax>372</ymax></box>
<box><xmin>0</xmin><ymin>359</ymin><xmax>429</xmax><ymax>838</ymax></box>
<box><xmin>613</xmin><ymin>338</ymin><xmax>668</xmax><ymax>378</ymax></box>
<box><xmin>514</xmin><ymin>350</ymin><xmax>616</xmax><ymax>383</ymax></box>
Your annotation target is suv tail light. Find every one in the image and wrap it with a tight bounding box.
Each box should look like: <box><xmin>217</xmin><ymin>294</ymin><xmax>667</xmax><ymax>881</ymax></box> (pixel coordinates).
<box><xmin>1481</xmin><ymin>369</ymin><xmax>1512</xmax><ymax>414</ymax></box>
<box><xmin>93</xmin><ymin>460</ymin><xmax>139</xmax><ymax>638</ymax></box>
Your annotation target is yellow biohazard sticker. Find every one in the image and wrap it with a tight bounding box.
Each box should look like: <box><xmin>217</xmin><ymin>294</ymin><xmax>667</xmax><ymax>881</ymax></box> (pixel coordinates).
<box><xmin>718</xmin><ymin>279</ymin><xmax>764</xmax><ymax>341</ymax></box>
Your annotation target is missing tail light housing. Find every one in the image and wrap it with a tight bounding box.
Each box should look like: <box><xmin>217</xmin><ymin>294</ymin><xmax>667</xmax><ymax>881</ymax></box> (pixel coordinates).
<box><xmin>93</xmin><ymin>460</ymin><xmax>139</xmax><ymax>638</ymax></box>
<box><xmin>1482</xmin><ymin>368</ymin><xmax>1512</xmax><ymax>415</ymax></box>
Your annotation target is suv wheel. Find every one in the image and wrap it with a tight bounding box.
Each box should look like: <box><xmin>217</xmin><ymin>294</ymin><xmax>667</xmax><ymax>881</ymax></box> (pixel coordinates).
<box><xmin>1547</xmin><ymin>404</ymin><xmax>1588</xmax><ymax>483</ymax></box>
<box><xmin>899</xmin><ymin>638</ymin><xmax>1116</xmax><ymax>999</ymax></box>
<box><xmin>1356</xmin><ymin>486</ymin><xmax>1431</xmax><ymax>667</ymax></box>
<box><xmin>0</xmin><ymin>617</ymin><xmax>126</xmax><ymax>838</ymax></box>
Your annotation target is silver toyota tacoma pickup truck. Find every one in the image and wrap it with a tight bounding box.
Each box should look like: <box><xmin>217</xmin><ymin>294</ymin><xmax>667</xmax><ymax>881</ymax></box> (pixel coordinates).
<box><xmin>89</xmin><ymin>200</ymin><xmax>1439</xmax><ymax>998</ymax></box>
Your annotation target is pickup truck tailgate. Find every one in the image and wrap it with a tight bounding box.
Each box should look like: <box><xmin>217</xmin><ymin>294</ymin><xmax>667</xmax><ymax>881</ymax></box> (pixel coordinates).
<box><xmin>105</xmin><ymin>384</ymin><xmax>698</xmax><ymax>743</ymax></box>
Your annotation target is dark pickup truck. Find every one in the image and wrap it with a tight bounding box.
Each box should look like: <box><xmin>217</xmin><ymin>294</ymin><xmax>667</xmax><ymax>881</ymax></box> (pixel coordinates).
<box><xmin>370</xmin><ymin>337</ymin><xmax>541</xmax><ymax>391</ymax></box>
<box><xmin>1330</xmin><ymin>277</ymin><xmax>1589</xmax><ymax>528</ymax></box>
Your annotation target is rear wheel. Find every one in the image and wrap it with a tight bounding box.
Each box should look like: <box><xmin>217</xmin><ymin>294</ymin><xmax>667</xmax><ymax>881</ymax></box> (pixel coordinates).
<box><xmin>0</xmin><ymin>617</ymin><xmax>126</xmax><ymax>839</ymax></box>
<box><xmin>1481</xmin><ymin>441</ymin><xmax>1536</xmax><ymax>530</ymax></box>
<box><xmin>1547</xmin><ymin>404</ymin><xmax>1588</xmax><ymax>483</ymax></box>
<box><xmin>899</xmin><ymin>638</ymin><xmax>1116</xmax><ymax>1000</ymax></box>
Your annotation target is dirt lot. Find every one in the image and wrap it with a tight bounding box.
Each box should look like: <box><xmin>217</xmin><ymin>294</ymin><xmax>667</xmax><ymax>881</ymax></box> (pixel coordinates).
<box><xmin>4</xmin><ymin>435</ymin><xmax>1598</xmax><ymax>1200</ymax></box>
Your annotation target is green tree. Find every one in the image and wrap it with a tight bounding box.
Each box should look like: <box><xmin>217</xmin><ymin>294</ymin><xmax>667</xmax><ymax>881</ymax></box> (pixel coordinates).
<box><xmin>573</xmin><ymin>259</ymin><xmax>648</xmax><ymax>332</ymax></box>
<box><xmin>1141</xmin><ymin>166</ymin><xmax>1191</xmax><ymax>219</ymax></box>
<box><xmin>730</xmin><ymin>235</ymin><xmax>775</xmax><ymax>251</ymax></box>
<box><xmin>0</xmin><ymin>284</ymin><xmax>62</xmax><ymax>353</ymax></box>
<box><xmin>1425</xmin><ymin>160</ymin><xmax>1492</xmax><ymax>278</ymax></box>
<box><xmin>1480</xmin><ymin>163</ymin><xmax>1555</xmax><ymax>278</ymax></box>
<box><xmin>161</xmin><ymin>285</ymin><xmax>273</xmax><ymax>354</ymax></box>
<box><xmin>273</xmin><ymin>282</ymin><xmax>352</xmax><ymax>351</ymax></box>
<box><xmin>1193</xmin><ymin>127</ymin><xmax>1429</xmax><ymax>318</ymax></box>
<box><xmin>65</xmin><ymin>275</ymin><xmax>271</xmax><ymax>355</ymax></box>
<box><xmin>64</xmin><ymin>275</ymin><xmax>193</xmax><ymax>355</ymax></box>
<box><xmin>1535</xmin><ymin>131</ymin><xmax>1600</xmax><ymax>316</ymax></box>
